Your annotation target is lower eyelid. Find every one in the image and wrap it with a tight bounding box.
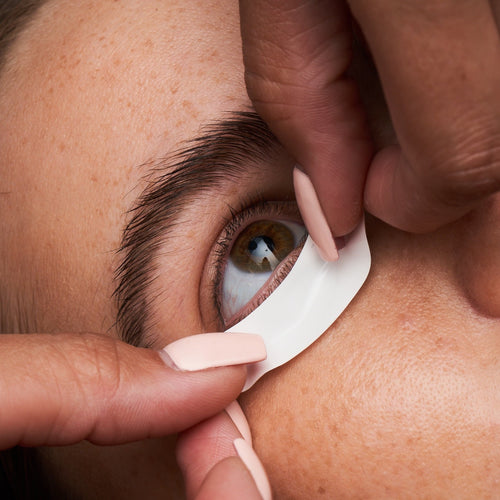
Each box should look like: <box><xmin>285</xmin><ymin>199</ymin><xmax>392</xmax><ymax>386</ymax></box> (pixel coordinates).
<box><xmin>199</xmin><ymin>201</ymin><xmax>303</xmax><ymax>332</ymax></box>
<box><xmin>223</xmin><ymin>238</ymin><xmax>305</xmax><ymax>329</ymax></box>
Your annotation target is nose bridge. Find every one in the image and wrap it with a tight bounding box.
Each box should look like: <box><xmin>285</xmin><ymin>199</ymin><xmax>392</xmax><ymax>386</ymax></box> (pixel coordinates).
<box><xmin>455</xmin><ymin>193</ymin><xmax>500</xmax><ymax>317</ymax></box>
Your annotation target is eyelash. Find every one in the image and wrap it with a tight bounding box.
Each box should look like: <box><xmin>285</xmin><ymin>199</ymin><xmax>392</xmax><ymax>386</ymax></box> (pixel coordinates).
<box><xmin>210</xmin><ymin>200</ymin><xmax>305</xmax><ymax>329</ymax></box>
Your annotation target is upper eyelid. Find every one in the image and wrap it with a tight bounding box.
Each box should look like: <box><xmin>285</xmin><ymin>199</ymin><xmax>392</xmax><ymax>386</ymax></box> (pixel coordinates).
<box><xmin>209</xmin><ymin>201</ymin><xmax>303</xmax><ymax>329</ymax></box>
<box><xmin>114</xmin><ymin>112</ymin><xmax>282</xmax><ymax>347</ymax></box>
<box><xmin>212</xmin><ymin>201</ymin><xmax>301</xmax><ymax>281</ymax></box>
<box><xmin>218</xmin><ymin>200</ymin><xmax>301</xmax><ymax>244</ymax></box>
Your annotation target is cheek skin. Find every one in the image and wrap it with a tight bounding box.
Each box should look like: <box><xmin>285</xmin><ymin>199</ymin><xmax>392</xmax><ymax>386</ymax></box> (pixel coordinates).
<box><xmin>240</xmin><ymin>218</ymin><xmax>500</xmax><ymax>499</ymax></box>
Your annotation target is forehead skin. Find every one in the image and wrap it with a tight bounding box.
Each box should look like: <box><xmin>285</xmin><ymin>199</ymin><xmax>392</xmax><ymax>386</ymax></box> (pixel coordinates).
<box><xmin>0</xmin><ymin>1</ymin><xmax>499</xmax><ymax>499</ymax></box>
<box><xmin>0</xmin><ymin>0</ymin><xmax>248</xmax><ymax>334</ymax></box>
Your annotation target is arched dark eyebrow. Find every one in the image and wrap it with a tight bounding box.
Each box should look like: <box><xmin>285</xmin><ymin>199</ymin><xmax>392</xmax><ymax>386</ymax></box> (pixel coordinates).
<box><xmin>114</xmin><ymin>111</ymin><xmax>282</xmax><ymax>347</ymax></box>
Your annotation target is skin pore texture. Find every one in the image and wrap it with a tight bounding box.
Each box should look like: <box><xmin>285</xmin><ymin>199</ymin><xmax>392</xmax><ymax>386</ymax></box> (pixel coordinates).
<box><xmin>0</xmin><ymin>0</ymin><xmax>499</xmax><ymax>498</ymax></box>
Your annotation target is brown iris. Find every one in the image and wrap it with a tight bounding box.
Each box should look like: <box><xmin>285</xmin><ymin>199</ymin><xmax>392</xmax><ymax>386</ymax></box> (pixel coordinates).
<box><xmin>230</xmin><ymin>220</ymin><xmax>295</xmax><ymax>273</ymax></box>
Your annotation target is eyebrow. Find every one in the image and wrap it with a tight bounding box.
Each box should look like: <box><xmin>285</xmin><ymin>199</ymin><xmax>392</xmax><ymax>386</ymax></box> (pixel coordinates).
<box><xmin>0</xmin><ymin>0</ymin><xmax>48</xmax><ymax>71</ymax></box>
<box><xmin>114</xmin><ymin>111</ymin><xmax>281</xmax><ymax>347</ymax></box>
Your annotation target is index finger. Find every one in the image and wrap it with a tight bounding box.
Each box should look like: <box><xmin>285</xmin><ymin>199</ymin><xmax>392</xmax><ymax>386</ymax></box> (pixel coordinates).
<box><xmin>239</xmin><ymin>0</ymin><xmax>373</xmax><ymax>237</ymax></box>
<box><xmin>177</xmin><ymin>405</ymin><xmax>271</xmax><ymax>500</ymax></box>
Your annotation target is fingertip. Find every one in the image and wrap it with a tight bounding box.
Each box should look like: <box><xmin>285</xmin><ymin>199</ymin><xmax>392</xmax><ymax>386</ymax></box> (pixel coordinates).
<box><xmin>195</xmin><ymin>456</ymin><xmax>265</xmax><ymax>500</ymax></box>
<box><xmin>177</xmin><ymin>409</ymin><xmax>246</xmax><ymax>499</ymax></box>
<box><xmin>234</xmin><ymin>438</ymin><xmax>272</xmax><ymax>500</ymax></box>
<box><xmin>363</xmin><ymin>146</ymin><xmax>399</xmax><ymax>221</ymax></box>
<box><xmin>306</xmin><ymin>165</ymin><xmax>366</xmax><ymax>238</ymax></box>
<box><xmin>160</xmin><ymin>333</ymin><xmax>266</xmax><ymax>372</ymax></box>
<box><xmin>294</xmin><ymin>165</ymin><xmax>363</xmax><ymax>242</ymax></box>
<box><xmin>293</xmin><ymin>166</ymin><xmax>339</xmax><ymax>260</ymax></box>
<box><xmin>225</xmin><ymin>400</ymin><xmax>252</xmax><ymax>444</ymax></box>
<box><xmin>325</xmin><ymin>203</ymin><xmax>364</xmax><ymax>238</ymax></box>
<box><xmin>363</xmin><ymin>146</ymin><xmax>466</xmax><ymax>233</ymax></box>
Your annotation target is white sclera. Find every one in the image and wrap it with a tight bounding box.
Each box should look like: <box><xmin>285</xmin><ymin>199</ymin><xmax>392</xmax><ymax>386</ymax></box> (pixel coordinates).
<box><xmin>226</xmin><ymin>220</ymin><xmax>371</xmax><ymax>391</ymax></box>
<box><xmin>221</xmin><ymin>220</ymin><xmax>306</xmax><ymax>320</ymax></box>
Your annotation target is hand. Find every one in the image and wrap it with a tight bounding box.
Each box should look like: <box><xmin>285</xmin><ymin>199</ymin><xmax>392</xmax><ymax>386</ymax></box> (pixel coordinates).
<box><xmin>239</xmin><ymin>0</ymin><xmax>500</xmax><ymax>237</ymax></box>
<box><xmin>0</xmin><ymin>332</ymin><xmax>270</xmax><ymax>499</ymax></box>
<box><xmin>178</xmin><ymin>401</ymin><xmax>272</xmax><ymax>499</ymax></box>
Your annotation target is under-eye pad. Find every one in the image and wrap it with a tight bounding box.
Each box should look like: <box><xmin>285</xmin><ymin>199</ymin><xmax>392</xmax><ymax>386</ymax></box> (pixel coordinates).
<box><xmin>226</xmin><ymin>220</ymin><xmax>371</xmax><ymax>391</ymax></box>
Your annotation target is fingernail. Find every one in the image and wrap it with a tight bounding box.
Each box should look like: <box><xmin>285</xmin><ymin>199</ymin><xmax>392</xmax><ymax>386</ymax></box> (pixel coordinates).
<box><xmin>226</xmin><ymin>400</ymin><xmax>252</xmax><ymax>444</ymax></box>
<box><xmin>160</xmin><ymin>333</ymin><xmax>266</xmax><ymax>371</ymax></box>
<box><xmin>234</xmin><ymin>438</ymin><xmax>272</xmax><ymax>500</ymax></box>
<box><xmin>293</xmin><ymin>166</ymin><xmax>338</xmax><ymax>261</ymax></box>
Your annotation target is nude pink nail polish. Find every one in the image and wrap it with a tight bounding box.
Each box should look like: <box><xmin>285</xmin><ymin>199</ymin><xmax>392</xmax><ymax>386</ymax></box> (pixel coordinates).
<box><xmin>293</xmin><ymin>166</ymin><xmax>339</xmax><ymax>261</ymax></box>
<box><xmin>226</xmin><ymin>400</ymin><xmax>252</xmax><ymax>444</ymax></box>
<box><xmin>160</xmin><ymin>333</ymin><xmax>266</xmax><ymax>371</ymax></box>
<box><xmin>234</xmin><ymin>438</ymin><xmax>272</xmax><ymax>500</ymax></box>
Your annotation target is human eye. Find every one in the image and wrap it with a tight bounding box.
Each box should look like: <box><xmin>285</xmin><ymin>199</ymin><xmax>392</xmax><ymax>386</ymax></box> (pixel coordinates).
<box><xmin>200</xmin><ymin>201</ymin><xmax>306</xmax><ymax>330</ymax></box>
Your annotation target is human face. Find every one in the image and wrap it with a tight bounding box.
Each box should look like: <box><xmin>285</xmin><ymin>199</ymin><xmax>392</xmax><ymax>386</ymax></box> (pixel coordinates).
<box><xmin>0</xmin><ymin>1</ymin><xmax>499</xmax><ymax>499</ymax></box>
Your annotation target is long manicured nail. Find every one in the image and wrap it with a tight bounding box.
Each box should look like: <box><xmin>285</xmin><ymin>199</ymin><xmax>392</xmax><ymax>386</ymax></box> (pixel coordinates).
<box><xmin>293</xmin><ymin>166</ymin><xmax>339</xmax><ymax>261</ymax></box>
<box><xmin>226</xmin><ymin>400</ymin><xmax>252</xmax><ymax>444</ymax></box>
<box><xmin>234</xmin><ymin>438</ymin><xmax>272</xmax><ymax>500</ymax></box>
<box><xmin>160</xmin><ymin>333</ymin><xmax>266</xmax><ymax>371</ymax></box>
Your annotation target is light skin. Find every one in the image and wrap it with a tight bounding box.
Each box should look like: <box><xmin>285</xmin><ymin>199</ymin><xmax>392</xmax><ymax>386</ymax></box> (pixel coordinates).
<box><xmin>0</xmin><ymin>1</ymin><xmax>499</xmax><ymax>499</ymax></box>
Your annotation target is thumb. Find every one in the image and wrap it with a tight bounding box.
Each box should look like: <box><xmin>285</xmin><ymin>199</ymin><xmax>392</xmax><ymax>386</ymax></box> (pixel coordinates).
<box><xmin>240</xmin><ymin>0</ymin><xmax>373</xmax><ymax>237</ymax></box>
<box><xmin>0</xmin><ymin>332</ymin><xmax>265</xmax><ymax>449</ymax></box>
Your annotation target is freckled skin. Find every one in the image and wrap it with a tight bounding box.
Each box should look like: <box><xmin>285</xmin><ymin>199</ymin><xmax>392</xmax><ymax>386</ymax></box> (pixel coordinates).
<box><xmin>242</xmin><ymin>216</ymin><xmax>500</xmax><ymax>498</ymax></box>
<box><xmin>0</xmin><ymin>0</ymin><xmax>499</xmax><ymax>498</ymax></box>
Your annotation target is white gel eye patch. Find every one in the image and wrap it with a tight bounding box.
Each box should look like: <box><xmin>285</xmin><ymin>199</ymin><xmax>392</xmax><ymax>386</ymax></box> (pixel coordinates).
<box><xmin>226</xmin><ymin>220</ymin><xmax>371</xmax><ymax>391</ymax></box>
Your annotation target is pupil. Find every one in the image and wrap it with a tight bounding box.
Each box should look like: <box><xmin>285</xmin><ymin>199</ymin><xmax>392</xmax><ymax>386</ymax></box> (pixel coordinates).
<box><xmin>229</xmin><ymin>219</ymin><xmax>298</xmax><ymax>273</ymax></box>
<box><xmin>248</xmin><ymin>235</ymin><xmax>275</xmax><ymax>254</ymax></box>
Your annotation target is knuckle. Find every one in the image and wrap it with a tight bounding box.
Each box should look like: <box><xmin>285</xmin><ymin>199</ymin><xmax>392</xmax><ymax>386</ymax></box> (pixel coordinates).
<box><xmin>244</xmin><ymin>69</ymin><xmax>353</xmax><ymax>128</ymax></box>
<box><xmin>76</xmin><ymin>334</ymin><xmax>123</xmax><ymax>401</ymax></box>
<box><xmin>28</xmin><ymin>334</ymin><xmax>125</xmax><ymax>443</ymax></box>
<box><xmin>421</xmin><ymin>126</ymin><xmax>500</xmax><ymax>207</ymax></box>
<box><xmin>244</xmin><ymin>70</ymin><xmax>306</xmax><ymax>124</ymax></box>
<box><xmin>56</xmin><ymin>333</ymin><xmax>124</xmax><ymax>408</ymax></box>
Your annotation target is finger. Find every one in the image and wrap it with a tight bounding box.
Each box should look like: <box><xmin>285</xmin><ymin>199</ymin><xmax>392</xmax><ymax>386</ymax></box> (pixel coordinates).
<box><xmin>177</xmin><ymin>407</ymin><xmax>244</xmax><ymax>498</ymax></box>
<box><xmin>195</xmin><ymin>457</ymin><xmax>264</xmax><ymax>500</ymax></box>
<box><xmin>177</xmin><ymin>403</ymin><xmax>271</xmax><ymax>499</ymax></box>
<box><xmin>0</xmin><ymin>332</ymin><xmax>265</xmax><ymax>449</ymax></box>
<box><xmin>350</xmin><ymin>0</ymin><xmax>500</xmax><ymax>231</ymax></box>
<box><xmin>240</xmin><ymin>0</ymin><xmax>373</xmax><ymax>236</ymax></box>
